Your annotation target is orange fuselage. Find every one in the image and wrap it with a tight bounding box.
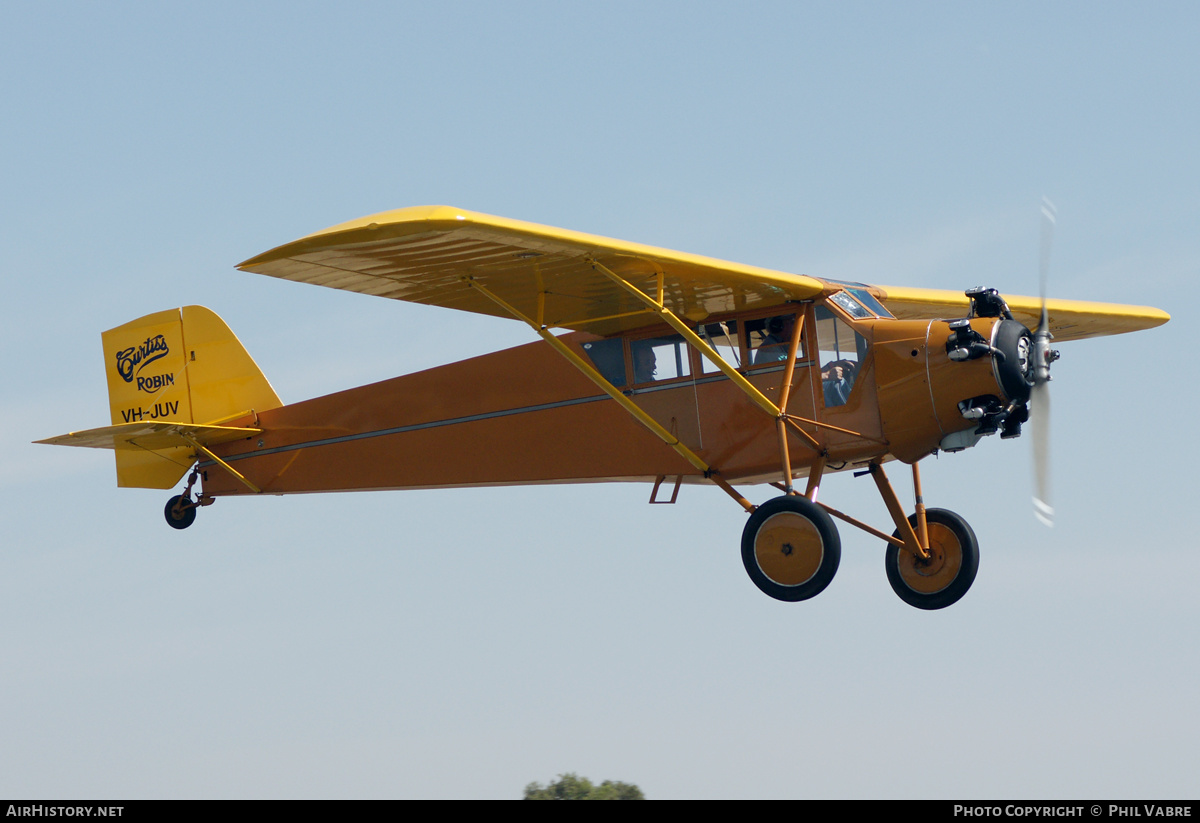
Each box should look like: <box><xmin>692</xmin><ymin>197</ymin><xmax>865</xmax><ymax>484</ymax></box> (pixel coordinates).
<box><xmin>199</xmin><ymin>309</ymin><xmax>1011</xmax><ymax>498</ymax></box>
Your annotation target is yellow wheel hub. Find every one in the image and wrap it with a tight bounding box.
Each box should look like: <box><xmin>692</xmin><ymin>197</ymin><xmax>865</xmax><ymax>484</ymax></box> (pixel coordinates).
<box><xmin>897</xmin><ymin>522</ymin><xmax>963</xmax><ymax>594</ymax></box>
<box><xmin>754</xmin><ymin>511</ymin><xmax>824</xmax><ymax>587</ymax></box>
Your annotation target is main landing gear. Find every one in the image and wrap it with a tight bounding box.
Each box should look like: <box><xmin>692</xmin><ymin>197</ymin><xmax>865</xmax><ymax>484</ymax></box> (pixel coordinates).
<box><xmin>885</xmin><ymin>509</ymin><xmax>979</xmax><ymax>610</ymax></box>
<box><xmin>741</xmin><ymin>496</ymin><xmax>840</xmax><ymax>602</ymax></box>
<box><xmin>739</xmin><ymin>460</ymin><xmax>979</xmax><ymax>610</ymax></box>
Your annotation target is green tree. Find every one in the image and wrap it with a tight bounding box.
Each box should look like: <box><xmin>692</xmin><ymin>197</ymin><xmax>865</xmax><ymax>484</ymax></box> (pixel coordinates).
<box><xmin>523</xmin><ymin>772</ymin><xmax>644</xmax><ymax>800</ymax></box>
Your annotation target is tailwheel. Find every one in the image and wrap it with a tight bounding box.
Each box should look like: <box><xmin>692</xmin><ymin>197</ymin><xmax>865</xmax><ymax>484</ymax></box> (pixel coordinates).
<box><xmin>164</xmin><ymin>494</ymin><xmax>197</xmax><ymax>530</ymax></box>
<box><xmin>165</xmin><ymin>468</ymin><xmax>201</xmax><ymax>530</ymax></box>
<box><xmin>741</xmin><ymin>495</ymin><xmax>840</xmax><ymax>602</ymax></box>
<box><xmin>885</xmin><ymin>509</ymin><xmax>979</xmax><ymax>610</ymax></box>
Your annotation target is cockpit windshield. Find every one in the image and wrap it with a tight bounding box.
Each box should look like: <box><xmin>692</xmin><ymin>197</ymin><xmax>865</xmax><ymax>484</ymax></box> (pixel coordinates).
<box><xmin>830</xmin><ymin>289</ymin><xmax>893</xmax><ymax>319</ymax></box>
<box><xmin>830</xmin><ymin>291</ymin><xmax>873</xmax><ymax>320</ymax></box>
<box><xmin>848</xmin><ymin>288</ymin><xmax>892</xmax><ymax>318</ymax></box>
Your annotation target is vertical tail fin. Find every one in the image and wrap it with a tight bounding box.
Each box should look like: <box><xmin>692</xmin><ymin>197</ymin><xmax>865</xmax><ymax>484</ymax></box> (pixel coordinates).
<box><xmin>98</xmin><ymin>306</ymin><xmax>281</xmax><ymax>488</ymax></box>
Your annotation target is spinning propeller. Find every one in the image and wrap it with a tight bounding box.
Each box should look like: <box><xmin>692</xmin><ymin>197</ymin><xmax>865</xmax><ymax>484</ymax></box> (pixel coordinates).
<box><xmin>1030</xmin><ymin>198</ymin><xmax>1059</xmax><ymax>527</ymax></box>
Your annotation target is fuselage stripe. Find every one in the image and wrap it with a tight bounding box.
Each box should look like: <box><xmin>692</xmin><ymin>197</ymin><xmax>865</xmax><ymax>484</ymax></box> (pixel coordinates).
<box><xmin>202</xmin><ymin>392</ymin><xmax>613</xmax><ymax>466</ymax></box>
<box><xmin>199</xmin><ymin>362</ymin><xmax>802</xmax><ymax>468</ymax></box>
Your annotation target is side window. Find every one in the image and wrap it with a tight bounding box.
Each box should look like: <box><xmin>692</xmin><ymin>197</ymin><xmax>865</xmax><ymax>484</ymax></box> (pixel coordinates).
<box><xmin>814</xmin><ymin>305</ymin><xmax>866</xmax><ymax>408</ymax></box>
<box><xmin>699</xmin><ymin>320</ymin><xmax>740</xmax><ymax>374</ymax></box>
<box><xmin>581</xmin><ymin>338</ymin><xmax>627</xmax><ymax>388</ymax></box>
<box><xmin>631</xmin><ymin>335</ymin><xmax>692</xmax><ymax>384</ymax></box>
<box><xmin>746</xmin><ymin>312</ymin><xmax>803</xmax><ymax>367</ymax></box>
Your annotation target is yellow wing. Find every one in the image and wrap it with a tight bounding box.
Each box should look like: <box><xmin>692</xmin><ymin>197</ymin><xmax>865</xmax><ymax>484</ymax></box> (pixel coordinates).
<box><xmin>238</xmin><ymin>206</ymin><xmax>826</xmax><ymax>335</ymax></box>
<box><xmin>238</xmin><ymin>205</ymin><xmax>1169</xmax><ymax>341</ymax></box>
<box><xmin>878</xmin><ymin>285</ymin><xmax>1169</xmax><ymax>342</ymax></box>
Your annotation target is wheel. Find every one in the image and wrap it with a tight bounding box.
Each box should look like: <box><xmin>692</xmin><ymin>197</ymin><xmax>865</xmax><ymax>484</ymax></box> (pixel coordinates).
<box><xmin>164</xmin><ymin>494</ymin><xmax>197</xmax><ymax>530</ymax></box>
<box><xmin>885</xmin><ymin>508</ymin><xmax>978</xmax><ymax>610</ymax></box>
<box><xmin>741</xmin><ymin>495</ymin><xmax>840</xmax><ymax>602</ymax></box>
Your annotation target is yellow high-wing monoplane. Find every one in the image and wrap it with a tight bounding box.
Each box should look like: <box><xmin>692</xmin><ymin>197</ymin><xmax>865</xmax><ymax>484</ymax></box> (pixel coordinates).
<box><xmin>38</xmin><ymin>206</ymin><xmax>1169</xmax><ymax>609</ymax></box>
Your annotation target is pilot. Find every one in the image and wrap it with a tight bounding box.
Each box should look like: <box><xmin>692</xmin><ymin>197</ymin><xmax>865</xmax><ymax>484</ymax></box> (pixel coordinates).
<box><xmin>821</xmin><ymin>359</ymin><xmax>856</xmax><ymax>407</ymax></box>
<box><xmin>753</xmin><ymin>315</ymin><xmax>795</xmax><ymax>365</ymax></box>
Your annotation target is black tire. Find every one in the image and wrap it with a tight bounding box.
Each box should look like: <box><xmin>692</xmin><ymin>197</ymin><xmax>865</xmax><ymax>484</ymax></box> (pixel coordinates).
<box><xmin>885</xmin><ymin>508</ymin><xmax>978</xmax><ymax>610</ymax></box>
<box><xmin>741</xmin><ymin>495</ymin><xmax>840</xmax><ymax>602</ymax></box>
<box><xmin>164</xmin><ymin>495</ymin><xmax>197</xmax><ymax>530</ymax></box>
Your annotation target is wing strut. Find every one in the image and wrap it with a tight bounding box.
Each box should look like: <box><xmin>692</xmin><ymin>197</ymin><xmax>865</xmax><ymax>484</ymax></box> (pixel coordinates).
<box><xmin>591</xmin><ymin>261</ymin><xmax>789</xmax><ymax>420</ymax></box>
<box><xmin>461</xmin><ymin>275</ymin><xmax>756</xmax><ymax>513</ymax></box>
<box><xmin>590</xmin><ymin>260</ymin><xmax>828</xmax><ymax>492</ymax></box>
<box><xmin>775</xmin><ymin>308</ymin><xmax>808</xmax><ymax>494</ymax></box>
<box><xmin>590</xmin><ymin>261</ymin><xmax>883</xmax><ymax>447</ymax></box>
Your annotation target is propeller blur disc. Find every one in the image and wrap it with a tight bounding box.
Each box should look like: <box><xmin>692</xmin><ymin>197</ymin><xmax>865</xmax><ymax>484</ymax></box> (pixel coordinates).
<box><xmin>1031</xmin><ymin>198</ymin><xmax>1056</xmax><ymax>527</ymax></box>
<box><xmin>1030</xmin><ymin>381</ymin><xmax>1053</xmax><ymax>527</ymax></box>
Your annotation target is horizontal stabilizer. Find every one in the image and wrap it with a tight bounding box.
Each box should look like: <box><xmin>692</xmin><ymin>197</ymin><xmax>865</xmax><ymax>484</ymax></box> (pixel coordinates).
<box><xmin>36</xmin><ymin>422</ymin><xmax>261</xmax><ymax>451</ymax></box>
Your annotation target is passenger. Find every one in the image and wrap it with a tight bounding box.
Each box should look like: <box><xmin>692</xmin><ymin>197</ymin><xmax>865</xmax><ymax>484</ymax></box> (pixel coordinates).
<box><xmin>632</xmin><ymin>343</ymin><xmax>658</xmax><ymax>383</ymax></box>
<box><xmin>753</xmin><ymin>315</ymin><xmax>795</xmax><ymax>365</ymax></box>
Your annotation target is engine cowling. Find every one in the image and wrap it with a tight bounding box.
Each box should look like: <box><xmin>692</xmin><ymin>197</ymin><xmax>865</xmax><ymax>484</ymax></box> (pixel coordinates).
<box><xmin>874</xmin><ymin>315</ymin><xmax>1034</xmax><ymax>463</ymax></box>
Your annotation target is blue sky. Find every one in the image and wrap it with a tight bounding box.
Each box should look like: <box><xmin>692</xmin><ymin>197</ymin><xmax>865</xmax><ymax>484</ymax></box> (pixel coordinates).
<box><xmin>2</xmin><ymin>1</ymin><xmax>1197</xmax><ymax>799</ymax></box>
